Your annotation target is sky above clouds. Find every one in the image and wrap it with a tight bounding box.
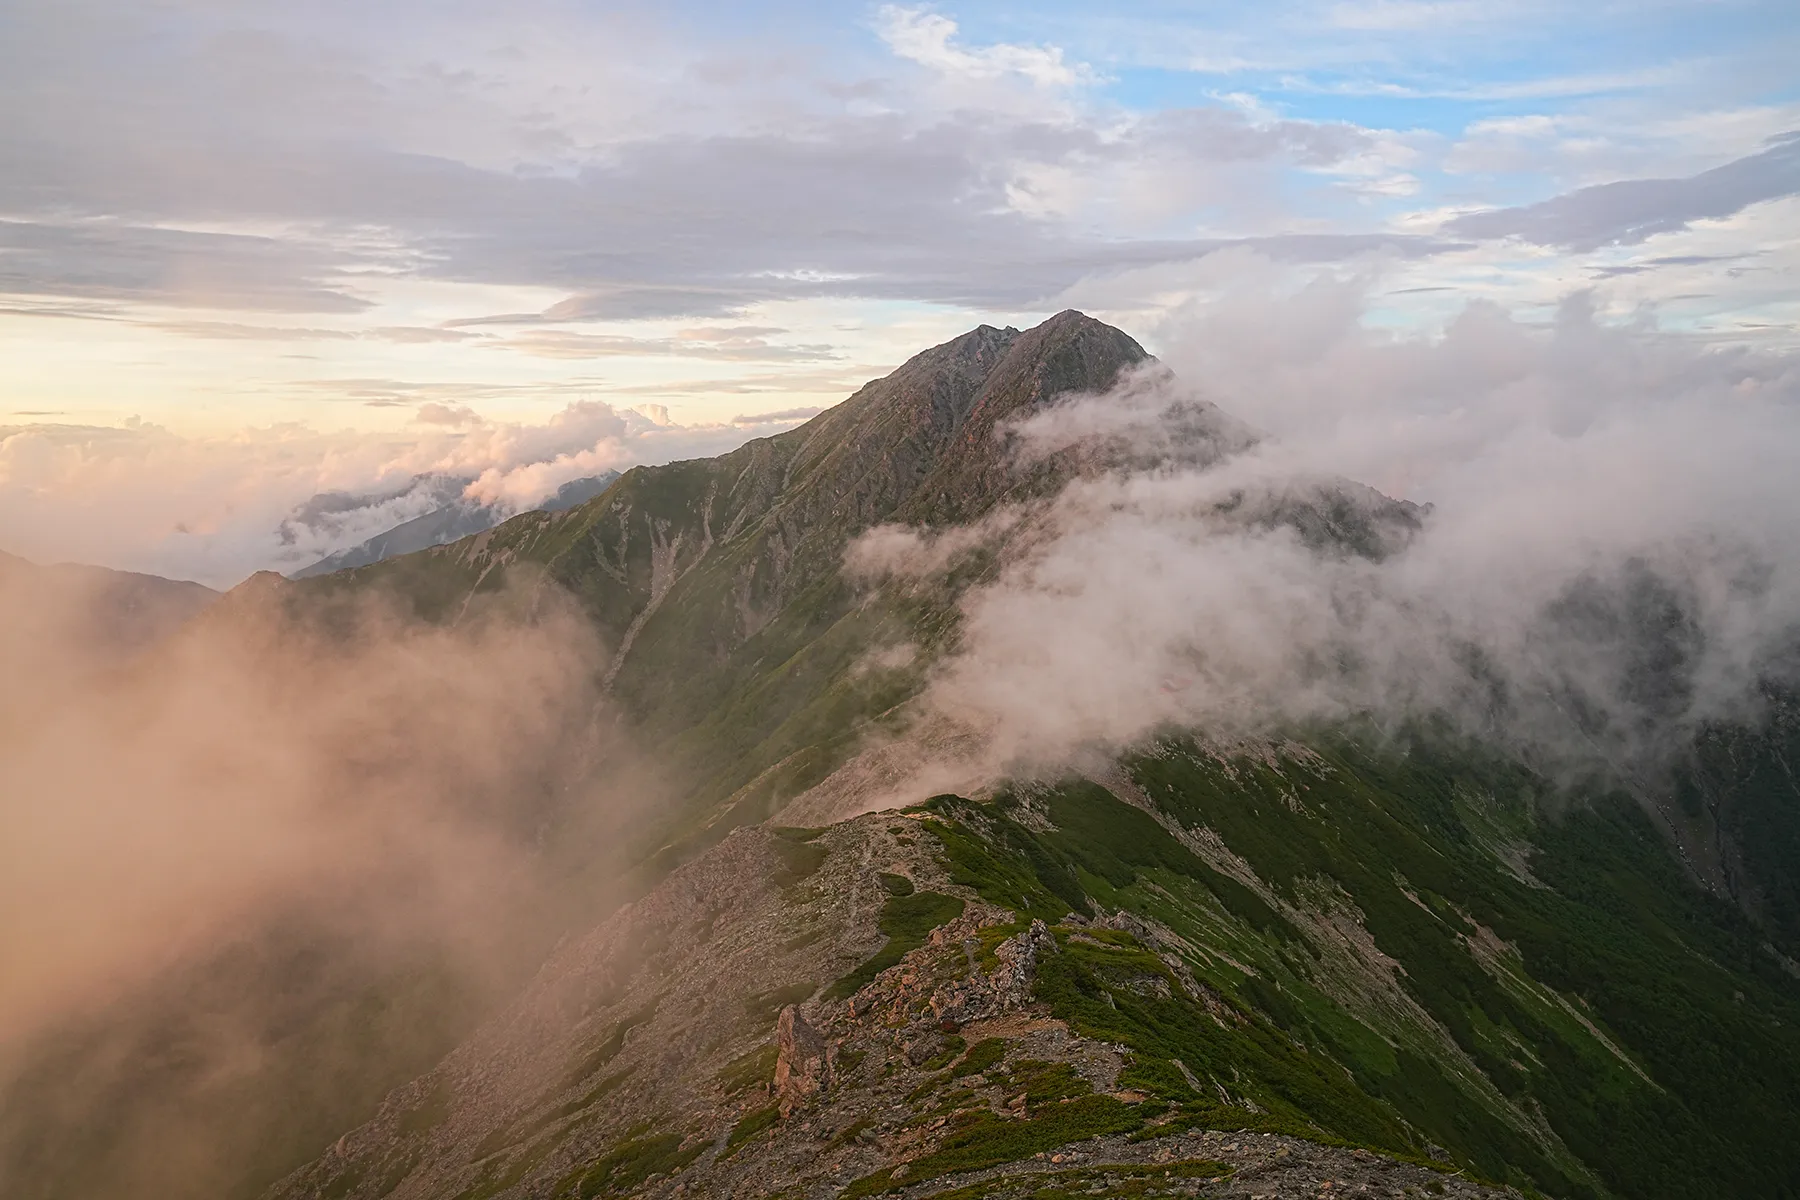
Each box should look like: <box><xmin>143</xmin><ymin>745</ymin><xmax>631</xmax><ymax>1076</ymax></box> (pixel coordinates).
<box><xmin>0</xmin><ymin>0</ymin><xmax>1796</xmax><ymax>583</ymax></box>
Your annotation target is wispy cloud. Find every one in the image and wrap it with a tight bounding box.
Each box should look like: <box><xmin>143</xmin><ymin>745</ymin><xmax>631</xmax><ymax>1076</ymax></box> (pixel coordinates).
<box><xmin>501</xmin><ymin>328</ymin><xmax>842</xmax><ymax>362</ymax></box>
<box><xmin>1446</xmin><ymin>133</ymin><xmax>1800</xmax><ymax>249</ymax></box>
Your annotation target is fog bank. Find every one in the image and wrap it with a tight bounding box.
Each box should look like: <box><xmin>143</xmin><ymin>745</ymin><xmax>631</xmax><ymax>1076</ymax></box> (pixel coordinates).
<box><xmin>0</xmin><ymin>566</ymin><xmax>650</xmax><ymax>1199</ymax></box>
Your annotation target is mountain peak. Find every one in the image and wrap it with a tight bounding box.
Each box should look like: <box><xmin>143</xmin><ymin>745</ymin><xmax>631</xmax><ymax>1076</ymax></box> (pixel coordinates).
<box><xmin>887</xmin><ymin>309</ymin><xmax>1151</xmax><ymax>524</ymax></box>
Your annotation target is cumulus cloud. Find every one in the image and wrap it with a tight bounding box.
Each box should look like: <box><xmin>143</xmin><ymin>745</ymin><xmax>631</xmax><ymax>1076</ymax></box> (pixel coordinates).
<box><xmin>849</xmin><ymin>262</ymin><xmax>1800</xmax><ymax>796</ymax></box>
<box><xmin>877</xmin><ymin>6</ymin><xmax>1096</xmax><ymax>90</ymax></box>
<box><xmin>0</xmin><ymin>401</ymin><xmax>820</xmax><ymax>586</ymax></box>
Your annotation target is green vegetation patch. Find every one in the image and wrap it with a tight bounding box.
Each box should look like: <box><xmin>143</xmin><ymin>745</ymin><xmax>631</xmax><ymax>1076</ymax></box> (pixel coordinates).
<box><xmin>772</xmin><ymin>838</ymin><xmax>829</xmax><ymax>887</ymax></box>
<box><xmin>723</xmin><ymin>1104</ymin><xmax>781</xmax><ymax>1156</ymax></box>
<box><xmin>1035</xmin><ymin>909</ymin><xmax>1416</xmax><ymax>1156</ymax></box>
<box><xmin>973</xmin><ymin>920</ymin><xmax>1030</xmax><ymax>971</ymax></box>
<box><xmin>878</xmin><ymin>871</ymin><xmax>917</xmax><ymax>897</ymax></box>
<box><xmin>563</xmin><ymin>1131</ymin><xmax>706</xmax><ymax>1198</ymax></box>
<box><xmin>717</xmin><ymin>1044</ymin><xmax>779</xmax><ymax>1095</ymax></box>
<box><xmin>995</xmin><ymin>1060</ymin><xmax>1094</xmax><ymax>1105</ymax></box>
<box><xmin>826</xmin><ymin>891</ymin><xmax>966</xmax><ymax>1000</ymax></box>
<box><xmin>920</xmin><ymin>1034</ymin><xmax>967</xmax><ymax>1071</ymax></box>
<box><xmin>951</xmin><ymin>1037</ymin><xmax>1010</xmax><ymax>1080</ymax></box>
<box><xmin>845</xmin><ymin>1096</ymin><xmax>1145</xmax><ymax>1197</ymax></box>
<box><xmin>563</xmin><ymin>1003</ymin><xmax>658</xmax><ymax>1088</ymax></box>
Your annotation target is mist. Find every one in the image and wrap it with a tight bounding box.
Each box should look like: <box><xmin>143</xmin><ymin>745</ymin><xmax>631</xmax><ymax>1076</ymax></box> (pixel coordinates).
<box><xmin>0</xmin><ymin>400</ymin><xmax>810</xmax><ymax>588</ymax></box>
<box><xmin>0</xmin><ymin>565</ymin><xmax>654</xmax><ymax>1199</ymax></box>
<box><xmin>851</xmin><ymin>262</ymin><xmax>1800</xmax><ymax>795</ymax></box>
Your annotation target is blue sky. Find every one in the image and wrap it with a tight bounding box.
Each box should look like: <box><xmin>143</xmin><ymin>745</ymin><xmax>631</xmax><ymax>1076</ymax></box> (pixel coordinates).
<box><xmin>0</xmin><ymin>0</ymin><xmax>1795</xmax><ymax>581</ymax></box>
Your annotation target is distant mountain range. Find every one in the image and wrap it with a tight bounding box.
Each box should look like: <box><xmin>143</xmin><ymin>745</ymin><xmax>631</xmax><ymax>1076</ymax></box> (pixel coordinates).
<box><xmin>287</xmin><ymin>471</ymin><xmax>621</xmax><ymax>579</ymax></box>
<box><xmin>0</xmin><ymin>548</ymin><xmax>216</xmax><ymax>657</ymax></box>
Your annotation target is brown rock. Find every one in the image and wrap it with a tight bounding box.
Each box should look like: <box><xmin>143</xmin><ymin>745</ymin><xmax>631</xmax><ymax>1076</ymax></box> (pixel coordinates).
<box><xmin>774</xmin><ymin>1005</ymin><xmax>832</xmax><ymax>1117</ymax></box>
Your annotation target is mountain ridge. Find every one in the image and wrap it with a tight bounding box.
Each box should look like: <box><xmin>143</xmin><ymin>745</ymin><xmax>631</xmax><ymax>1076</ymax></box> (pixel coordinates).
<box><xmin>14</xmin><ymin>312</ymin><xmax>1797</xmax><ymax>1200</ymax></box>
<box><xmin>294</xmin><ymin>311</ymin><xmax>1421</xmax><ymax>839</ymax></box>
<box><xmin>258</xmin><ymin>310</ymin><xmax>1800</xmax><ymax>1200</ymax></box>
<box><xmin>290</xmin><ymin>472</ymin><xmax>622</xmax><ymax>579</ymax></box>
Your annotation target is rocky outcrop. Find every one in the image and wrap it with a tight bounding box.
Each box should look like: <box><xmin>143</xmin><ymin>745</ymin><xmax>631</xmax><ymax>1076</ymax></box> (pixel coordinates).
<box><xmin>991</xmin><ymin>918</ymin><xmax>1057</xmax><ymax>999</ymax></box>
<box><xmin>773</xmin><ymin>1004</ymin><xmax>831</xmax><ymax>1116</ymax></box>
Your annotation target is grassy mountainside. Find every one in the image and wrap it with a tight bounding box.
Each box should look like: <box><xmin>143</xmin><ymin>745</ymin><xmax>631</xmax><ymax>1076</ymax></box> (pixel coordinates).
<box><xmin>296</xmin><ymin>311</ymin><xmax>1418</xmax><ymax>845</ymax></box>
<box><xmin>264</xmin><ymin>737</ymin><xmax>1800</xmax><ymax>1200</ymax></box>
<box><xmin>269</xmin><ymin>309</ymin><xmax>1797</xmax><ymax>1200</ymax></box>
<box><xmin>299</xmin><ymin>314</ymin><xmax>1162</xmax><ymax>825</ymax></box>
<box><xmin>12</xmin><ymin>312</ymin><xmax>1798</xmax><ymax>1200</ymax></box>
<box><xmin>926</xmin><ymin>739</ymin><xmax>1800</xmax><ymax>1199</ymax></box>
<box><xmin>262</xmin><ymin>802</ymin><xmax>1511</xmax><ymax>1200</ymax></box>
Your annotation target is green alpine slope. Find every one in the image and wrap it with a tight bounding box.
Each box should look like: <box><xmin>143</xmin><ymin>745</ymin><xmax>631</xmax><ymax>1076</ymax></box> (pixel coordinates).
<box><xmin>11</xmin><ymin>312</ymin><xmax>1798</xmax><ymax>1200</ymax></box>
<box><xmin>278</xmin><ymin>310</ymin><xmax>1799</xmax><ymax>1198</ymax></box>
<box><xmin>921</xmin><ymin>734</ymin><xmax>1800</xmax><ymax>1198</ymax></box>
<box><xmin>294</xmin><ymin>311</ymin><xmax>1419</xmax><ymax>848</ymax></box>
<box><xmin>297</xmin><ymin>313</ymin><xmax>1145</xmax><ymax>829</ymax></box>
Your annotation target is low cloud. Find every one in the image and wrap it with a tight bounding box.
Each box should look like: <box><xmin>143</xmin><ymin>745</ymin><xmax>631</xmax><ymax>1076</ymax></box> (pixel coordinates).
<box><xmin>0</xmin><ymin>564</ymin><xmax>655</xmax><ymax>1200</ymax></box>
<box><xmin>0</xmin><ymin>401</ymin><xmax>818</xmax><ymax>586</ymax></box>
<box><xmin>850</xmin><ymin>263</ymin><xmax>1800</xmax><ymax>796</ymax></box>
<box><xmin>733</xmin><ymin>405</ymin><xmax>825</xmax><ymax>425</ymax></box>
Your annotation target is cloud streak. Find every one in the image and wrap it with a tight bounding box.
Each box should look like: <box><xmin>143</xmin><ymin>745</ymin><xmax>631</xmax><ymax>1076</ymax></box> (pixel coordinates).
<box><xmin>1446</xmin><ymin>132</ymin><xmax>1800</xmax><ymax>249</ymax></box>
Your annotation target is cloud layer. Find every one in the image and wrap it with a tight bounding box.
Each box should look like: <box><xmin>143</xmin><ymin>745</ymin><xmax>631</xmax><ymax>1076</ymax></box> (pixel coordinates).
<box><xmin>852</xmin><ymin>266</ymin><xmax>1800</xmax><ymax>793</ymax></box>
<box><xmin>0</xmin><ymin>402</ymin><xmax>814</xmax><ymax>586</ymax></box>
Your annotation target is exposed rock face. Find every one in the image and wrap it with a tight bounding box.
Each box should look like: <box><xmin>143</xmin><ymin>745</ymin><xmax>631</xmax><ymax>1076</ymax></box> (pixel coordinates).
<box><xmin>991</xmin><ymin>918</ymin><xmax>1057</xmax><ymax>999</ymax></box>
<box><xmin>773</xmin><ymin>1004</ymin><xmax>831</xmax><ymax>1116</ymax></box>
